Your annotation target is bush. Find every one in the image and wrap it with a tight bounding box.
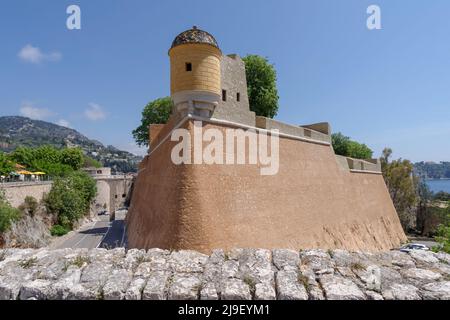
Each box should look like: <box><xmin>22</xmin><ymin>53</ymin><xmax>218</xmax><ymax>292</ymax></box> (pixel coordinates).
<box><xmin>50</xmin><ymin>224</ymin><xmax>69</xmax><ymax>237</ymax></box>
<box><xmin>0</xmin><ymin>190</ymin><xmax>21</xmax><ymax>233</ymax></box>
<box><xmin>332</xmin><ymin>133</ymin><xmax>373</xmax><ymax>159</ymax></box>
<box><xmin>44</xmin><ymin>171</ymin><xmax>97</xmax><ymax>229</ymax></box>
<box><xmin>433</xmin><ymin>224</ymin><xmax>450</xmax><ymax>253</ymax></box>
<box><xmin>18</xmin><ymin>196</ymin><xmax>38</xmax><ymax>216</ymax></box>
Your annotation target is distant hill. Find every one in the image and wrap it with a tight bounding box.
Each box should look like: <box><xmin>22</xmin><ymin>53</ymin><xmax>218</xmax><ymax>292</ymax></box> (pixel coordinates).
<box><xmin>414</xmin><ymin>161</ymin><xmax>450</xmax><ymax>180</ymax></box>
<box><xmin>0</xmin><ymin>116</ymin><xmax>142</xmax><ymax>173</ymax></box>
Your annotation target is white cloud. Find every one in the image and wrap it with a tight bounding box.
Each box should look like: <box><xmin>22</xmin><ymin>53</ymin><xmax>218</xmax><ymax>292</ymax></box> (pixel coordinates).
<box><xmin>18</xmin><ymin>44</ymin><xmax>62</xmax><ymax>64</ymax></box>
<box><xmin>19</xmin><ymin>102</ymin><xmax>54</xmax><ymax>120</ymax></box>
<box><xmin>84</xmin><ymin>103</ymin><xmax>106</xmax><ymax>121</ymax></box>
<box><xmin>57</xmin><ymin>119</ymin><xmax>71</xmax><ymax>128</ymax></box>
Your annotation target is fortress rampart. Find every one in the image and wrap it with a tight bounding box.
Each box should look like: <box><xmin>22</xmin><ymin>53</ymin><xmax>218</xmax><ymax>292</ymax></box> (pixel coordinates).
<box><xmin>127</xmin><ymin>114</ymin><xmax>406</xmax><ymax>253</ymax></box>
<box><xmin>126</xmin><ymin>26</ymin><xmax>407</xmax><ymax>254</ymax></box>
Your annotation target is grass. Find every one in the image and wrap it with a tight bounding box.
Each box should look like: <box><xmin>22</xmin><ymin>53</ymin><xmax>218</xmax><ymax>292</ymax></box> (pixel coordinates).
<box><xmin>136</xmin><ymin>254</ymin><xmax>147</xmax><ymax>264</ymax></box>
<box><xmin>19</xmin><ymin>257</ymin><xmax>37</xmax><ymax>269</ymax></box>
<box><xmin>72</xmin><ymin>255</ymin><xmax>90</xmax><ymax>268</ymax></box>
<box><xmin>327</xmin><ymin>249</ymin><xmax>334</xmax><ymax>258</ymax></box>
<box><xmin>0</xmin><ymin>250</ymin><xmax>7</xmax><ymax>262</ymax></box>
<box><xmin>298</xmin><ymin>274</ymin><xmax>310</xmax><ymax>292</ymax></box>
<box><xmin>243</xmin><ymin>276</ymin><xmax>256</xmax><ymax>296</ymax></box>
<box><xmin>350</xmin><ymin>262</ymin><xmax>366</xmax><ymax>271</ymax></box>
<box><xmin>63</xmin><ymin>255</ymin><xmax>91</xmax><ymax>271</ymax></box>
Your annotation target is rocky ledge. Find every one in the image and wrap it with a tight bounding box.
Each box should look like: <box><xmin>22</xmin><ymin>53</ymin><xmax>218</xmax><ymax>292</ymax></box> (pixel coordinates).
<box><xmin>0</xmin><ymin>248</ymin><xmax>449</xmax><ymax>300</ymax></box>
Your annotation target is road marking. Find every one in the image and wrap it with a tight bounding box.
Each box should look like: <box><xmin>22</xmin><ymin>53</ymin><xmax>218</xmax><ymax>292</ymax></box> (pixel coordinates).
<box><xmin>71</xmin><ymin>220</ymin><xmax>109</xmax><ymax>249</ymax></box>
<box><xmin>72</xmin><ymin>232</ymin><xmax>90</xmax><ymax>248</ymax></box>
<box><xmin>120</xmin><ymin>223</ymin><xmax>126</xmax><ymax>247</ymax></box>
<box><xmin>96</xmin><ymin>220</ymin><xmax>113</xmax><ymax>248</ymax></box>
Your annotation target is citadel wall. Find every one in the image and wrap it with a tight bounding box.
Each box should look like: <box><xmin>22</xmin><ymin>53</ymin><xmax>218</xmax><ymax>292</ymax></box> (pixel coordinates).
<box><xmin>126</xmin><ymin>118</ymin><xmax>407</xmax><ymax>253</ymax></box>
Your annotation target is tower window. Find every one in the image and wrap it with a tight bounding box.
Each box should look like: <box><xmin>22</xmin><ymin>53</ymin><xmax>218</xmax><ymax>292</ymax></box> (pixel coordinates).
<box><xmin>237</xmin><ymin>92</ymin><xmax>240</xmax><ymax>102</ymax></box>
<box><xmin>185</xmin><ymin>63</ymin><xmax>192</xmax><ymax>71</ymax></box>
<box><xmin>222</xmin><ymin>90</ymin><xmax>227</xmax><ymax>101</ymax></box>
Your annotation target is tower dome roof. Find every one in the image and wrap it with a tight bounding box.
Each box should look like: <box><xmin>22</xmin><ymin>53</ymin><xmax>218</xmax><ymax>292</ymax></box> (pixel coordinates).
<box><xmin>170</xmin><ymin>26</ymin><xmax>219</xmax><ymax>50</ymax></box>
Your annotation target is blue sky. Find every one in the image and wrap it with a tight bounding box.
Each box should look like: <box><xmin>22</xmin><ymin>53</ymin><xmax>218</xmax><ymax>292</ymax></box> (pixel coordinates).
<box><xmin>1</xmin><ymin>0</ymin><xmax>449</xmax><ymax>161</ymax></box>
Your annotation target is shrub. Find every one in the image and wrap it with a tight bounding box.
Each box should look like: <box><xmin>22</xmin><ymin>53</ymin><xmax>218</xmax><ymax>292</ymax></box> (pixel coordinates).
<box><xmin>0</xmin><ymin>190</ymin><xmax>21</xmax><ymax>233</ymax></box>
<box><xmin>433</xmin><ymin>224</ymin><xmax>450</xmax><ymax>253</ymax></box>
<box><xmin>332</xmin><ymin>132</ymin><xmax>373</xmax><ymax>159</ymax></box>
<box><xmin>18</xmin><ymin>196</ymin><xmax>39</xmax><ymax>216</ymax></box>
<box><xmin>50</xmin><ymin>224</ymin><xmax>69</xmax><ymax>237</ymax></box>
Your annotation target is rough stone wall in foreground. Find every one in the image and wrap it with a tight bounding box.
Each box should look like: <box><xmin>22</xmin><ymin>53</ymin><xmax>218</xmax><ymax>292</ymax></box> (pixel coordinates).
<box><xmin>0</xmin><ymin>248</ymin><xmax>449</xmax><ymax>300</ymax></box>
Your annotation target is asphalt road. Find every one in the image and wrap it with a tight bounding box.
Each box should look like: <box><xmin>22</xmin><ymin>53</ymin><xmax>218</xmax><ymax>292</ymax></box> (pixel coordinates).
<box><xmin>56</xmin><ymin>213</ymin><xmax>126</xmax><ymax>249</ymax></box>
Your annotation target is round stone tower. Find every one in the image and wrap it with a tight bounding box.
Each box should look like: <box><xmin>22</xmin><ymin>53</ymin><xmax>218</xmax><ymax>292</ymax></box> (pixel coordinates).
<box><xmin>169</xmin><ymin>26</ymin><xmax>222</xmax><ymax>118</ymax></box>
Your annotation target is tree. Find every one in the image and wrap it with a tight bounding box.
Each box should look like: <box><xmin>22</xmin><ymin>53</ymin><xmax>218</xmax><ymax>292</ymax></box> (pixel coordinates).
<box><xmin>44</xmin><ymin>171</ymin><xmax>97</xmax><ymax>229</ymax></box>
<box><xmin>0</xmin><ymin>152</ymin><xmax>14</xmax><ymax>176</ymax></box>
<box><xmin>132</xmin><ymin>97</ymin><xmax>173</xmax><ymax>147</ymax></box>
<box><xmin>331</xmin><ymin>132</ymin><xmax>373</xmax><ymax>159</ymax></box>
<box><xmin>9</xmin><ymin>146</ymin><xmax>84</xmax><ymax>176</ymax></box>
<box><xmin>434</xmin><ymin>223</ymin><xmax>450</xmax><ymax>253</ymax></box>
<box><xmin>381</xmin><ymin>148</ymin><xmax>418</xmax><ymax>231</ymax></box>
<box><xmin>416</xmin><ymin>179</ymin><xmax>433</xmax><ymax>234</ymax></box>
<box><xmin>82</xmin><ymin>155</ymin><xmax>102</xmax><ymax>168</ymax></box>
<box><xmin>242</xmin><ymin>55</ymin><xmax>279</xmax><ymax>118</ymax></box>
<box><xmin>60</xmin><ymin>147</ymin><xmax>84</xmax><ymax>170</ymax></box>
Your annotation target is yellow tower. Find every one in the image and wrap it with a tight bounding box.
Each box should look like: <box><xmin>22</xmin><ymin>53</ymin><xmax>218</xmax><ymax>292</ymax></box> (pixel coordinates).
<box><xmin>169</xmin><ymin>26</ymin><xmax>222</xmax><ymax>118</ymax></box>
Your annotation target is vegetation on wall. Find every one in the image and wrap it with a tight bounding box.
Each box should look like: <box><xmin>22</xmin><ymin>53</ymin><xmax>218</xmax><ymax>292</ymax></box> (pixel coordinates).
<box><xmin>242</xmin><ymin>55</ymin><xmax>279</xmax><ymax>119</ymax></box>
<box><xmin>132</xmin><ymin>97</ymin><xmax>173</xmax><ymax>147</ymax></box>
<box><xmin>44</xmin><ymin>171</ymin><xmax>96</xmax><ymax>230</ymax></box>
<box><xmin>331</xmin><ymin>133</ymin><xmax>373</xmax><ymax>160</ymax></box>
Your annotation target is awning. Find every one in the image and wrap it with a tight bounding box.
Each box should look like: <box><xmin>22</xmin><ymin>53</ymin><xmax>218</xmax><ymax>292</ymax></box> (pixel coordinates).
<box><xmin>17</xmin><ymin>170</ymin><xmax>33</xmax><ymax>175</ymax></box>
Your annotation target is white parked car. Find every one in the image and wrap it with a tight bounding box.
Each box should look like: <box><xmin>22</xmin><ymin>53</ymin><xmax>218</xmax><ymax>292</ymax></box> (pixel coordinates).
<box><xmin>399</xmin><ymin>243</ymin><xmax>430</xmax><ymax>253</ymax></box>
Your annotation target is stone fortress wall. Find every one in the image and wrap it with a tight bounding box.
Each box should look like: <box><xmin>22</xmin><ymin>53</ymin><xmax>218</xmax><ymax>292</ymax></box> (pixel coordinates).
<box><xmin>0</xmin><ymin>247</ymin><xmax>449</xmax><ymax>300</ymax></box>
<box><xmin>127</xmin><ymin>118</ymin><xmax>406</xmax><ymax>253</ymax></box>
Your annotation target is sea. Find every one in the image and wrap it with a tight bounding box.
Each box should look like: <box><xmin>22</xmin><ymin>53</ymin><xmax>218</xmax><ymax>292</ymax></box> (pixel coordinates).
<box><xmin>426</xmin><ymin>179</ymin><xmax>450</xmax><ymax>193</ymax></box>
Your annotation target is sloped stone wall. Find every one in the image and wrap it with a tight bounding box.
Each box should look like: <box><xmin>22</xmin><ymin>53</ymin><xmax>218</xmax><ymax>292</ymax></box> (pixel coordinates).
<box><xmin>127</xmin><ymin>120</ymin><xmax>407</xmax><ymax>253</ymax></box>
<box><xmin>0</xmin><ymin>248</ymin><xmax>449</xmax><ymax>300</ymax></box>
